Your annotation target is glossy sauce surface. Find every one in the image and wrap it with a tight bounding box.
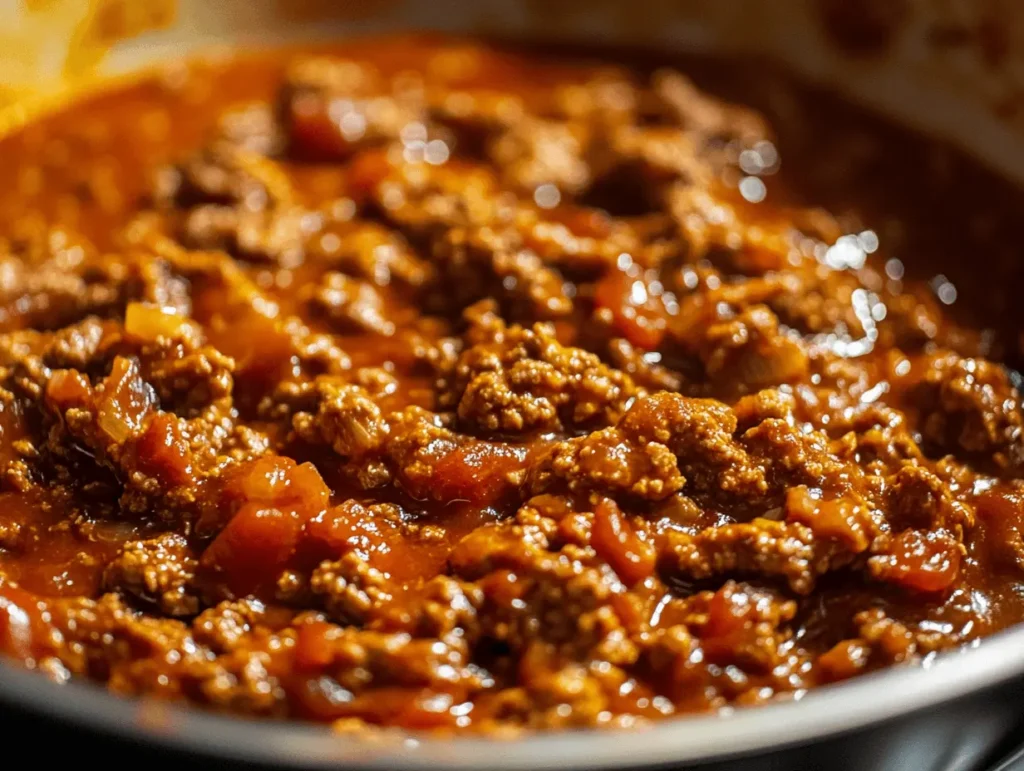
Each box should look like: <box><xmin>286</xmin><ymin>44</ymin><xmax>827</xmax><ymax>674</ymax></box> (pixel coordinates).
<box><xmin>0</xmin><ymin>35</ymin><xmax>1023</xmax><ymax>732</ymax></box>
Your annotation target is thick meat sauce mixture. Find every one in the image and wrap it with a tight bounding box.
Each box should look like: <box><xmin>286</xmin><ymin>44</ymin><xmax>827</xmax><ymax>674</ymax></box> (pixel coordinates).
<box><xmin>1</xmin><ymin>37</ymin><xmax>1023</xmax><ymax>732</ymax></box>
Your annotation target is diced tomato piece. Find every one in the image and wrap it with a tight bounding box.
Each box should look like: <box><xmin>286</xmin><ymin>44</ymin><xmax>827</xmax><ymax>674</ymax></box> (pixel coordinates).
<box><xmin>290</xmin><ymin>678</ymin><xmax>461</xmax><ymax>727</ymax></box>
<box><xmin>591</xmin><ymin>498</ymin><xmax>655</xmax><ymax>586</ymax></box>
<box><xmin>786</xmin><ymin>486</ymin><xmax>871</xmax><ymax>552</ymax></box>
<box><xmin>817</xmin><ymin>639</ymin><xmax>872</xmax><ymax>683</ymax></box>
<box><xmin>336</xmin><ymin>687</ymin><xmax>461</xmax><ymax>729</ymax></box>
<box><xmin>703</xmin><ymin>583</ymin><xmax>753</xmax><ymax>640</ymax></box>
<box><xmin>224</xmin><ymin>455</ymin><xmax>295</xmax><ymax>503</ymax></box>
<box><xmin>288</xmin><ymin>675</ymin><xmax>356</xmax><ymax>722</ymax></box>
<box><xmin>203</xmin><ymin>457</ymin><xmax>330</xmax><ymax>542</ymax></box>
<box><xmin>872</xmin><ymin>529</ymin><xmax>961</xmax><ymax>594</ymax></box>
<box><xmin>45</xmin><ymin>370</ymin><xmax>92</xmax><ymax>410</ymax></box>
<box><xmin>201</xmin><ymin>503</ymin><xmax>303</xmax><ymax>596</ymax></box>
<box><xmin>288</xmin><ymin>95</ymin><xmax>357</xmax><ymax>162</ymax></box>
<box><xmin>288</xmin><ymin>462</ymin><xmax>332</xmax><ymax>514</ymax></box>
<box><xmin>377</xmin><ymin>689</ymin><xmax>462</xmax><ymax>730</ymax></box>
<box><xmin>214</xmin><ymin>311</ymin><xmax>296</xmax><ymax>384</ymax></box>
<box><xmin>345</xmin><ymin>148</ymin><xmax>394</xmax><ymax>204</ymax></box>
<box><xmin>974</xmin><ymin>490</ymin><xmax>1024</xmax><ymax>571</ymax></box>
<box><xmin>302</xmin><ymin>500</ymin><xmax>427</xmax><ymax>580</ymax></box>
<box><xmin>224</xmin><ymin>456</ymin><xmax>330</xmax><ymax>513</ymax></box>
<box><xmin>425</xmin><ymin>441</ymin><xmax>526</xmax><ymax>505</ymax></box>
<box><xmin>135</xmin><ymin>413</ymin><xmax>194</xmax><ymax>488</ymax></box>
<box><xmin>475</xmin><ymin>568</ymin><xmax>527</xmax><ymax>606</ymax></box>
<box><xmin>700</xmin><ymin>582</ymin><xmax>763</xmax><ymax>667</ymax></box>
<box><xmin>304</xmin><ymin>500</ymin><xmax>376</xmax><ymax>557</ymax></box>
<box><xmin>609</xmin><ymin>592</ymin><xmax>645</xmax><ymax>633</ymax></box>
<box><xmin>293</xmin><ymin>620</ymin><xmax>339</xmax><ymax>672</ymax></box>
<box><xmin>593</xmin><ymin>264</ymin><xmax>669</xmax><ymax>350</ymax></box>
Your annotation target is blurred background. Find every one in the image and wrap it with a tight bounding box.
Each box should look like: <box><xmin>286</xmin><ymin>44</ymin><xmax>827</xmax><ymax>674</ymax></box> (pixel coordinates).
<box><xmin>2</xmin><ymin>0</ymin><xmax>1023</xmax><ymax>184</ymax></box>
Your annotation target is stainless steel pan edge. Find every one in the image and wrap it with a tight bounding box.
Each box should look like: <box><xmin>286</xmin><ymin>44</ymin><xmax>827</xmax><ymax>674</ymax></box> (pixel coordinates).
<box><xmin>2</xmin><ymin>621</ymin><xmax>1024</xmax><ymax>769</ymax></box>
<box><xmin>3</xmin><ymin>1</ymin><xmax>1024</xmax><ymax>768</ymax></box>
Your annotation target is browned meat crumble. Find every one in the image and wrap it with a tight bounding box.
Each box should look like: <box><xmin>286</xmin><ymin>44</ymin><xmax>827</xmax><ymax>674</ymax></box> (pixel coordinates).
<box><xmin>0</xmin><ymin>35</ymin><xmax>1023</xmax><ymax>733</ymax></box>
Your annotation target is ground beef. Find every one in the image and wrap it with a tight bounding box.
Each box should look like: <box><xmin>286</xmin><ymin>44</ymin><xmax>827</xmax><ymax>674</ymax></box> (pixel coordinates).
<box><xmin>309</xmin><ymin>551</ymin><xmax>396</xmax><ymax>625</ymax></box>
<box><xmin>663</xmin><ymin>518</ymin><xmax>861</xmax><ymax>595</ymax></box>
<box><xmin>103</xmin><ymin>533</ymin><xmax>199</xmax><ymax>616</ymax></box>
<box><xmin>181</xmin><ymin>204</ymin><xmax>313</xmax><ymax>267</ymax></box>
<box><xmin>1</xmin><ymin>35</ymin><xmax>1022</xmax><ymax>735</ymax></box>
<box><xmin>430</xmin><ymin>225</ymin><xmax>573</xmax><ymax>321</ymax></box>
<box><xmin>303</xmin><ymin>272</ymin><xmax>399</xmax><ymax>336</ymax></box>
<box><xmin>444</xmin><ymin>313</ymin><xmax>636</xmax><ymax>434</ymax></box>
<box><xmin>158</xmin><ymin>141</ymin><xmax>293</xmax><ymax>212</ymax></box>
<box><xmin>488</xmin><ymin>119</ymin><xmax>592</xmax><ymax>195</ymax></box>
<box><xmin>912</xmin><ymin>353</ymin><xmax>1024</xmax><ymax>467</ymax></box>
<box><xmin>292</xmin><ymin>380</ymin><xmax>389</xmax><ymax>463</ymax></box>
<box><xmin>311</xmin><ymin>221</ymin><xmax>433</xmax><ymax>287</ymax></box>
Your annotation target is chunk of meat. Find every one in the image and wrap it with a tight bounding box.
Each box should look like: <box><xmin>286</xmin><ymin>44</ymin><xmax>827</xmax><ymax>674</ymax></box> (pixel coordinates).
<box><xmin>303</xmin><ymin>272</ymin><xmax>398</xmax><ymax>336</ymax></box>
<box><xmin>661</xmin><ymin>518</ymin><xmax>861</xmax><ymax>595</ymax></box>
<box><xmin>308</xmin><ymin>551</ymin><xmax>396</xmax><ymax>625</ymax></box>
<box><xmin>310</xmin><ymin>221</ymin><xmax>433</xmax><ymax>287</ymax></box>
<box><xmin>488</xmin><ymin>119</ymin><xmax>591</xmax><ymax>195</ymax></box>
<box><xmin>157</xmin><ymin>141</ymin><xmax>293</xmax><ymax>211</ymax></box>
<box><xmin>181</xmin><ymin>204</ymin><xmax>313</xmax><ymax>267</ymax></box>
<box><xmin>385</xmin><ymin>407</ymin><xmax>529</xmax><ymax>506</ymax></box>
<box><xmin>912</xmin><ymin>354</ymin><xmax>1024</xmax><ymax>467</ymax></box>
<box><xmin>621</xmin><ymin>392</ymin><xmax>769</xmax><ymax>504</ymax></box>
<box><xmin>698</xmin><ymin>581</ymin><xmax>797</xmax><ymax>673</ymax></box>
<box><xmin>282</xmin><ymin>57</ymin><xmax>423</xmax><ymax>162</ymax></box>
<box><xmin>448</xmin><ymin>511</ymin><xmax>638</xmax><ymax>664</ymax></box>
<box><xmin>103</xmin><ymin>534</ymin><xmax>199</xmax><ymax>616</ymax></box>
<box><xmin>445</xmin><ymin>317</ymin><xmax>636</xmax><ymax>434</ymax></box>
<box><xmin>0</xmin><ymin>252</ymin><xmax>188</xmax><ymax>333</ymax></box>
<box><xmin>293</xmin><ymin>380</ymin><xmax>388</xmax><ymax>458</ymax></box>
<box><xmin>672</xmin><ymin>302</ymin><xmax>809</xmax><ymax>397</ymax></box>
<box><xmin>430</xmin><ymin>226</ymin><xmax>573</xmax><ymax>321</ymax></box>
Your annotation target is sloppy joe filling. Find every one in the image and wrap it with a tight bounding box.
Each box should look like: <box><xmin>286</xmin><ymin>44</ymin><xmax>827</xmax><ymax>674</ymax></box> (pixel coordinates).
<box><xmin>0</xmin><ymin>36</ymin><xmax>1023</xmax><ymax>731</ymax></box>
